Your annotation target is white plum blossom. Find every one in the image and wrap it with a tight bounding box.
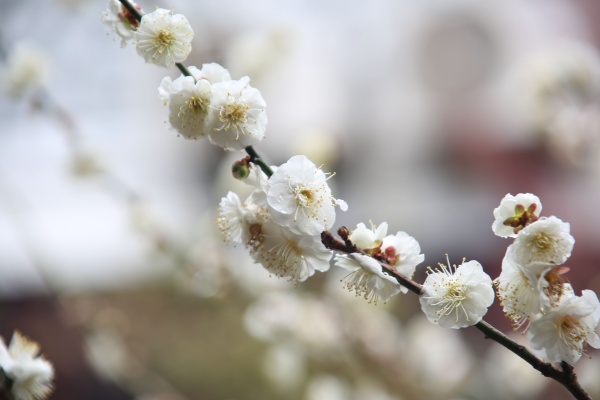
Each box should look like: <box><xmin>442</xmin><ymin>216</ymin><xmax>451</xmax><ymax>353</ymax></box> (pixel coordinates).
<box><xmin>252</xmin><ymin>219</ymin><xmax>332</xmax><ymax>284</ymax></box>
<box><xmin>205</xmin><ymin>77</ymin><xmax>268</xmax><ymax>150</ymax></box>
<box><xmin>528</xmin><ymin>289</ymin><xmax>600</xmax><ymax>364</ymax></box>
<box><xmin>216</xmin><ymin>191</ymin><xmax>248</xmax><ymax>246</ymax></box>
<box><xmin>511</xmin><ymin>216</ymin><xmax>574</xmax><ymax>267</ymax></box>
<box><xmin>420</xmin><ymin>259</ymin><xmax>494</xmax><ymax>329</ymax></box>
<box><xmin>1</xmin><ymin>41</ymin><xmax>50</xmax><ymax>98</ymax></box>
<box><xmin>101</xmin><ymin>0</ymin><xmax>140</xmax><ymax>48</ymax></box>
<box><xmin>380</xmin><ymin>231</ymin><xmax>424</xmax><ymax>293</ymax></box>
<box><xmin>492</xmin><ymin>193</ymin><xmax>542</xmax><ymax>238</ymax></box>
<box><xmin>494</xmin><ymin>246</ymin><xmax>546</xmax><ymax>327</ymax></box>
<box><xmin>217</xmin><ymin>186</ymin><xmax>270</xmax><ymax>247</ymax></box>
<box><xmin>0</xmin><ymin>331</ymin><xmax>54</xmax><ymax>400</ymax></box>
<box><xmin>267</xmin><ymin>155</ymin><xmax>347</xmax><ymax>236</ymax></box>
<box><xmin>334</xmin><ymin>253</ymin><xmax>401</xmax><ymax>304</ymax></box>
<box><xmin>217</xmin><ymin>188</ymin><xmax>331</xmax><ymax>284</ymax></box>
<box><xmin>349</xmin><ymin>222</ymin><xmax>388</xmax><ymax>253</ymax></box>
<box><xmin>134</xmin><ymin>8</ymin><xmax>193</xmax><ymax>68</ymax></box>
<box><xmin>158</xmin><ymin>73</ymin><xmax>211</xmax><ymax>139</ymax></box>
<box><xmin>158</xmin><ymin>63</ymin><xmax>234</xmax><ymax>139</ymax></box>
<box><xmin>190</xmin><ymin>63</ymin><xmax>232</xmax><ymax>84</ymax></box>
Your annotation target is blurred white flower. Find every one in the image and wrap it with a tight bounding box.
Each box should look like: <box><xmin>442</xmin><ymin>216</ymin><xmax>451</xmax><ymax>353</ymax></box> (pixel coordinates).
<box><xmin>205</xmin><ymin>76</ymin><xmax>267</xmax><ymax>150</ymax></box>
<box><xmin>84</xmin><ymin>329</ymin><xmax>128</xmax><ymax>381</ymax></box>
<box><xmin>528</xmin><ymin>289</ymin><xmax>600</xmax><ymax>364</ymax></box>
<box><xmin>492</xmin><ymin>193</ymin><xmax>542</xmax><ymax>238</ymax></box>
<box><xmin>404</xmin><ymin>316</ymin><xmax>472</xmax><ymax>395</ymax></box>
<box><xmin>305</xmin><ymin>375</ymin><xmax>350</xmax><ymax>400</ymax></box>
<box><xmin>262</xmin><ymin>343</ymin><xmax>306</xmax><ymax>392</ymax></box>
<box><xmin>267</xmin><ymin>155</ymin><xmax>347</xmax><ymax>236</ymax></box>
<box><xmin>101</xmin><ymin>0</ymin><xmax>140</xmax><ymax>48</ymax></box>
<box><xmin>0</xmin><ymin>331</ymin><xmax>54</xmax><ymax>400</ymax></box>
<box><xmin>420</xmin><ymin>259</ymin><xmax>494</xmax><ymax>329</ymax></box>
<box><xmin>334</xmin><ymin>253</ymin><xmax>401</xmax><ymax>304</ymax></box>
<box><xmin>511</xmin><ymin>216</ymin><xmax>574</xmax><ymax>267</ymax></box>
<box><xmin>134</xmin><ymin>9</ymin><xmax>193</xmax><ymax>68</ymax></box>
<box><xmin>243</xmin><ymin>292</ymin><xmax>344</xmax><ymax>351</ymax></box>
<box><xmin>517</xmin><ymin>41</ymin><xmax>600</xmax><ymax>166</ymax></box>
<box><xmin>70</xmin><ymin>148</ymin><xmax>104</xmax><ymax>177</ymax></box>
<box><xmin>1</xmin><ymin>41</ymin><xmax>51</xmax><ymax>98</ymax></box>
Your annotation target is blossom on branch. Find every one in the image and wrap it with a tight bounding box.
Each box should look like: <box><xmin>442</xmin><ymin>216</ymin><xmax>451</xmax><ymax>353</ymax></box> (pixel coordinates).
<box><xmin>528</xmin><ymin>289</ymin><xmax>600</xmax><ymax>364</ymax></box>
<box><xmin>492</xmin><ymin>193</ymin><xmax>542</xmax><ymax>238</ymax></box>
<box><xmin>267</xmin><ymin>155</ymin><xmax>347</xmax><ymax>236</ymax></box>
<box><xmin>0</xmin><ymin>331</ymin><xmax>54</xmax><ymax>400</ymax></box>
<box><xmin>101</xmin><ymin>0</ymin><xmax>141</xmax><ymax>48</ymax></box>
<box><xmin>334</xmin><ymin>253</ymin><xmax>401</xmax><ymax>304</ymax></box>
<box><xmin>494</xmin><ymin>246</ymin><xmax>546</xmax><ymax>328</ymax></box>
<box><xmin>420</xmin><ymin>259</ymin><xmax>494</xmax><ymax>329</ymax></box>
<box><xmin>252</xmin><ymin>220</ymin><xmax>332</xmax><ymax>284</ymax></box>
<box><xmin>159</xmin><ymin>72</ymin><xmax>211</xmax><ymax>139</ymax></box>
<box><xmin>205</xmin><ymin>76</ymin><xmax>268</xmax><ymax>150</ymax></box>
<box><xmin>511</xmin><ymin>216</ymin><xmax>574</xmax><ymax>267</ymax></box>
<box><xmin>380</xmin><ymin>231</ymin><xmax>424</xmax><ymax>293</ymax></box>
<box><xmin>347</xmin><ymin>222</ymin><xmax>424</xmax><ymax>293</ymax></box>
<box><xmin>349</xmin><ymin>222</ymin><xmax>388</xmax><ymax>254</ymax></box>
<box><xmin>134</xmin><ymin>8</ymin><xmax>193</xmax><ymax>68</ymax></box>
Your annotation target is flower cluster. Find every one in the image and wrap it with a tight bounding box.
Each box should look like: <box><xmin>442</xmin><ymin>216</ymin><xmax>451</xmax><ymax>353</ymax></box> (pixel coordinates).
<box><xmin>335</xmin><ymin>221</ymin><xmax>424</xmax><ymax>304</ymax></box>
<box><xmin>159</xmin><ymin>63</ymin><xmax>267</xmax><ymax>149</ymax></box>
<box><xmin>0</xmin><ymin>331</ymin><xmax>54</xmax><ymax>400</ymax></box>
<box><xmin>103</xmin><ymin>3</ymin><xmax>193</xmax><ymax>68</ymax></box>
<box><xmin>493</xmin><ymin>193</ymin><xmax>600</xmax><ymax>364</ymax></box>
<box><xmin>217</xmin><ymin>155</ymin><xmax>346</xmax><ymax>284</ymax></box>
<box><xmin>100</xmin><ymin>0</ymin><xmax>141</xmax><ymax>48</ymax></box>
<box><xmin>102</xmin><ymin>2</ymin><xmax>267</xmax><ymax>150</ymax></box>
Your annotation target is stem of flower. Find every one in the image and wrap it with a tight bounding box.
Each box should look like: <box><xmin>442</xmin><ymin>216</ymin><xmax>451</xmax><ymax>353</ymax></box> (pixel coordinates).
<box><xmin>473</xmin><ymin>322</ymin><xmax>590</xmax><ymax>400</ymax></box>
<box><xmin>244</xmin><ymin>146</ymin><xmax>273</xmax><ymax>177</ymax></box>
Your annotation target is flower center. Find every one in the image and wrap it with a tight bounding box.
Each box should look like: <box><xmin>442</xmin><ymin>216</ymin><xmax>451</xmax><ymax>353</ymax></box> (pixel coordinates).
<box><xmin>217</xmin><ymin>102</ymin><xmax>249</xmax><ymax>137</ymax></box>
<box><xmin>560</xmin><ymin>315</ymin><xmax>587</xmax><ymax>351</ymax></box>
<box><xmin>178</xmin><ymin>96</ymin><xmax>208</xmax><ymax>129</ymax></box>
<box><xmin>503</xmin><ymin>203</ymin><xmax>538</xmax><ymax>234</ymax></box>
<box><xmin>247</xmin><ymin>223</ymin><xmax>264</xmax><ymax>251</ymax></box>
<box><xmin>153</xmin><ymin>30</ymin><xmax>175</xmax><ymax>53</ymax></box>
<box><xmin>532</xmin><ymin>232</ymin><xmax>554</xmax><ymax>250</ymax></box>
<box><xmin>445</xmin><ymin>280</ymin><xmax>467</xmax><ymax>302</ymax></box>
<box><xmin>295</xmin><ymin>187</ymin><xmax>315</xmax><ymax>207</ymax></box>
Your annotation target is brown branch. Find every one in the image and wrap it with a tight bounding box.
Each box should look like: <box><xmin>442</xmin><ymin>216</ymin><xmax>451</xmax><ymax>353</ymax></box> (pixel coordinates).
<box><xmin>322</xmin><ymin>228</ymin><xmax>591</xmax><ymax>400</ymax></box>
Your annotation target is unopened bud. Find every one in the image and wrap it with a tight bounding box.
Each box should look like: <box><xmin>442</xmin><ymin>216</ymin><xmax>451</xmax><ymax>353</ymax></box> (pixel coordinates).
<box><xmin>232</xmin><ymin>159</ymin><xmax>251</xmax><ymax>179</ymax></box>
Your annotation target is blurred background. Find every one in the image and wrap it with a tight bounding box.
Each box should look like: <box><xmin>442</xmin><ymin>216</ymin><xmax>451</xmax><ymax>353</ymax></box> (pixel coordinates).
<box><xmin>2</xmin><ymin>0</ymin><xmax>600</xmax><ymax>399</ymax></box>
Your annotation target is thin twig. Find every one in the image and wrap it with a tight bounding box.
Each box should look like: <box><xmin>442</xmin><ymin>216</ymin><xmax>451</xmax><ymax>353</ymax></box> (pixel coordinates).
<box><xmin>321</xmin><ymin>229</ymin><xmax>590</xmax><ymax>399</ymax></box>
